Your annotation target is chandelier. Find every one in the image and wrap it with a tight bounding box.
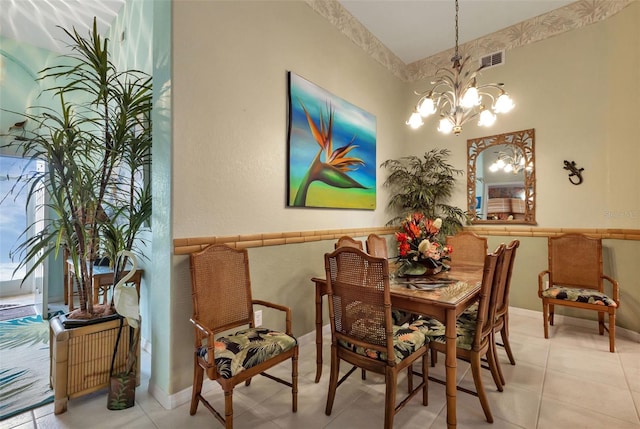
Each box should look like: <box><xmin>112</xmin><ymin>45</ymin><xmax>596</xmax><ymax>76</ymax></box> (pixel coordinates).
<box><xmin>406</xmin><ymin>0</ymin><xmax>515</xmax><ymax>135</ymax></box>
<box><xmin>489</xmin><ymin>146</ymin><xmax>531</xmax><ymax>174</ymax></box>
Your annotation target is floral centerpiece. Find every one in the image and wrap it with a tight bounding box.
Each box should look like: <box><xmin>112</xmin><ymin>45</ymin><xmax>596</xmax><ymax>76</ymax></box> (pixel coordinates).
<box><xmin>395</xmin><ymin>213</ymin><xmax>452</xmax><ymax>276</ymax></box>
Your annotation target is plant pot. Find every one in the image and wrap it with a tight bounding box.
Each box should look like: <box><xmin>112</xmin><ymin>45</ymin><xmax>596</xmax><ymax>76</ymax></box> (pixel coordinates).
<box><xmin>107</xmin><ymin>371</ymin><xmax>136</xmax><ymax>410</ymax></box>
<box><xmin>49</xmin><ymin>315</ymin><xmax>140</xmax><ymax>414</ymax></box>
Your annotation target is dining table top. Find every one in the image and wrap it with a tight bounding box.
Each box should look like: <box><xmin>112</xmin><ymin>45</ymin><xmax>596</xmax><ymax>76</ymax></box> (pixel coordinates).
<box><xmin>389</xmin><ymin>265</ymin><xmax>483</xmax><ymax>307</ymax></box>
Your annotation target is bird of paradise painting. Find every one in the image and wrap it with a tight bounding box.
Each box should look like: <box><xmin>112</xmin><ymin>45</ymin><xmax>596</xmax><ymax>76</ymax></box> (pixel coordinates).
<box><xmin>287</xmin><ymin>72</ymin><xmax>376</xmax><ymax>209</ymax></box>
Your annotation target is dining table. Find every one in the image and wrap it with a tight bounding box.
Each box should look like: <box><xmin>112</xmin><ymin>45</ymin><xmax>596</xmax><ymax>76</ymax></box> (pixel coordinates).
<box><xmin>310</xmin><ymin>263</ymin><xmax>484</xmax><ymax>429</ymax></box>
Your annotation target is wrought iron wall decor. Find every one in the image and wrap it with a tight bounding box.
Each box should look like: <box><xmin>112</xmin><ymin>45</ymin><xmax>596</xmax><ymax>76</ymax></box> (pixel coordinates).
<box><xmin>563</xmin><ymin>160</ymin><xmax>584</xmax><ymax>185</ymax></box>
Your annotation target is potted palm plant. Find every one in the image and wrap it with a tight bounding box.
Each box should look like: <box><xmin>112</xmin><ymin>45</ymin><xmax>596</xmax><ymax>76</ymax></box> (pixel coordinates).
<box><xmin>1</xmin><ymin>18</ymin><xmax>151</xmax><ymax>413</ymax></box>
<box><xmin>380</xmin><ymin>148</ymin><xmax>469</xmax><ymax>275</ymax></box>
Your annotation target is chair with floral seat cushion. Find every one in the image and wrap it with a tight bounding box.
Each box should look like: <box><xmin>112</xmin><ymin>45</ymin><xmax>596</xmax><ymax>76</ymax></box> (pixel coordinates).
<box><xmin>366</xmin><ymin>233</ymin><xmax>412</xmax><ymax>326</ymax></box>
<box><xmin>324</xmin><ymin>247</ymin><xmax>429</xmax><ymax>429</ymax></box>
<box><xmin>458</xmin><ymin>239</ymin><xmax>520</xmax><ymax>389</ymax></box>
<box><xmin>189</xmin><ymin>244</ymin><xmax>298</xmax><ymax>429</ymax></box>
<box><xmin>365</xmin><ymin>233</ymin><xmax>388</xmax><ymax>258</ymax></box>
<box><xmin>414</xmin><ymin>244</ymin><xmax>505</xmax><ymax>423</ymax></box>
<box><xmin>491</xmin><ymin>239</ymin><xmax>520</xmax><ymax>384</ymax></box>
<box><xmin>446</xmin><ymin>231</ymin><xmax>488</xmax><ymax>270</ymax></box>
<box><xmin>538</xmin><ymin>233</ymin><xmax>619</xmax><ymax>352</ymax></box>
<box><xmin>335</xmin><ymin>235</ymin><xmax>364</xmax><ymax>250</ymax></box>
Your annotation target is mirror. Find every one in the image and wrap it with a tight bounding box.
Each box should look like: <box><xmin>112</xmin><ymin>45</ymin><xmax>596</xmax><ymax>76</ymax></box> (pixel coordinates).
<box><xmin>467</xmin><ymin>129</ymin><xmax>536</xmax><ymax>224</ymax></box>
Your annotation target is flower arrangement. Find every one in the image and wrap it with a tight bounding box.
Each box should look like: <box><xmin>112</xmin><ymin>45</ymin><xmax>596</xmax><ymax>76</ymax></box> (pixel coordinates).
<box><xmin>395</xmin><ymin>213</ymin><xmax>452</xmax><ymax>276</ymax></box>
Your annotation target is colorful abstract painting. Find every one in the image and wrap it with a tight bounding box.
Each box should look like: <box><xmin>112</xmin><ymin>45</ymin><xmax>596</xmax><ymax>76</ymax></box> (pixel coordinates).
<box><xmin>287</xmin><ymin>72</ymin><xmax>376</xmax><ymax>209</ymax></box>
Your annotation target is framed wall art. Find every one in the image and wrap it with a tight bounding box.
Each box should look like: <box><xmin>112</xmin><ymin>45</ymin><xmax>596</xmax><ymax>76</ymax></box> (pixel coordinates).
<box><xmin>287</xmin><ymin>72</ymin><xmax>376</xmax><ymax>209</ymax></box>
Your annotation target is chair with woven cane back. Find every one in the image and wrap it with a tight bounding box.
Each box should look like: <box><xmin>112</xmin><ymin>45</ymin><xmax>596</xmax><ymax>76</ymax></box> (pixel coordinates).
<box><xmin>492</xmin><ymin>239</ymin><xmax>520</xmax><ymax>385</ymax></box>
<box><xmin>446</xmin><ymin>231</ymin><xmax>488</xmax><ymax>270</ymax></box>
<box><xmin>188</xmin><ymin>244</ymin><xmax>298</xmax><ymax>428</ymax></box>
<box><xmin>365</xmin><ymin>233</ymin><xmax>388</xmax><ymax>258</ymax></box>
<box><xmin>324</xmin><ymin>247</ymin><xmax>429</xmax><ymax>429</ymax></box>
<box><xmin>335</xmin><ymin>235</ymin><xmax>364</xmax><ymax>250</ymax></box>
<box><xmin>538</xmin><ymin>233</ymin><xmax>619</xmax><ymax>352</ymax></box>
<box><xmin>415</xmin><ymin>244</ymin><xmax>505</xmax><ymax>423</ymax></box>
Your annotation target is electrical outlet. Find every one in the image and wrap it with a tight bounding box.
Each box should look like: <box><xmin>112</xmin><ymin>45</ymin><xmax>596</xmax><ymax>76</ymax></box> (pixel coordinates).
<box><xmin>254</xmin><ymin>310</ymin><xmax>262</xmax><ymax>327</ymax></box>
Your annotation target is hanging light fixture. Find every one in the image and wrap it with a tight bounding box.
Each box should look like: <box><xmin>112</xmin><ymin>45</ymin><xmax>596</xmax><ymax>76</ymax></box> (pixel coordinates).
<box><xmin>406</xmin><ymin>0</ymin><xmax>515</xmax><ymax>135</ymax></box>
<box><xmin>489</xmin><ymin>146</ymin><xmax>532</xmax><ymax>174</ymax></box>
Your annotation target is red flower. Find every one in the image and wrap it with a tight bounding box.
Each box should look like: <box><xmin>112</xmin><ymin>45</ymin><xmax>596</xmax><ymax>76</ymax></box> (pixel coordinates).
<box><xmin>424</xmin><ymin>218</ymin><xmax>440</xmax><ymax>235</ymax></box>
<box><xmin>407</xmin><ymin>222</ymin><xmax>421</xmax><ymax>239</ymax></box>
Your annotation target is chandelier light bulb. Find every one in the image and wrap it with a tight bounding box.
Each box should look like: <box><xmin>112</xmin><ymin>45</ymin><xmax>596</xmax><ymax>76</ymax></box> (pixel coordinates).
<box><xmin>489</xmin><ymin>163</ymin><xmax>499</xmax><ymax>172</ymax></box>
<box><xmin>504</xmin><ymin>164</ymin><xmax>514</xmax><ymax>173</ymax></box>
<box><xmin>406</xmin><ymin>112</ymin><xmax>424</xmax><ymax>129</ymax></box>
<box><xmin>494</xmin><ymin>93</ymin><xmax>515</xmax><ymax>113</ymax></box>
<box><xmin>460</xmin><ymin>86</ymin><xmax>480</xmax><ymax>108</ymax></box>
<box><xmin>438</xmin><ymin>117</ymin><xmax>454</xmax><ymax>134</ymax></box>
<box><xmin>417</xmin><ymin>97</ymin><xmax>436</xmax><ymax>117</ymax></box>
<box><xmin>478</xmin><ymin>109</ymin><xmax>496</xmax><ymax>127</ymax></box>
<box><xmin>496</xmin><ymin>158</ymin><xmax>506</xmax><ymax>169</ymax></box>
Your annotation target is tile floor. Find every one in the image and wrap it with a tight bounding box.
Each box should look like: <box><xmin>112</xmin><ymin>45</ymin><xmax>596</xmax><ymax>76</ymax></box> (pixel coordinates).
<box><xmin>2</xmin><ymin>307</ymin><xmax>639</xmax><ymax>429</ymax></box>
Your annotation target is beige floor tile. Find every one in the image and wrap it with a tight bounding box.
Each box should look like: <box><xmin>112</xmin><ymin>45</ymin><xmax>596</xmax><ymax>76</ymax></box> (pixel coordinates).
<box><xmin>5</xmin><ymin>309</ymin><xmax>640</xmax><ymax>429</ymax></box>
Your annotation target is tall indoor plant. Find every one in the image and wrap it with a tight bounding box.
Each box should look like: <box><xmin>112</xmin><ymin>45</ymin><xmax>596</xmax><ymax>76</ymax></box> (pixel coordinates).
<box><xmin>381</xmin><ymin>148</ymin><xmax>468</xmax><ymax>235</ymax></box>
<box><xmin>2</xmin><ymin>18</ymin><xmax>152</xmax><ymax>320</ymax></box>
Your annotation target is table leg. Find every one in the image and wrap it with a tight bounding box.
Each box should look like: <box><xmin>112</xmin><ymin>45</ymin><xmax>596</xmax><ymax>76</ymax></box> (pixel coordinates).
<box><xmin>445</xmin><ymin>308</ymin><xmax>457</xmax><ymax>429</ymax></box>
<box><xmin>314</xmin><ymin>282</ymin><xmax>323</xmax><ymax>383</ymax></box>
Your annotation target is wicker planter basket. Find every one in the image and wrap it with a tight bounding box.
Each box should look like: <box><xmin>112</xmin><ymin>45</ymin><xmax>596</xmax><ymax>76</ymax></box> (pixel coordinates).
<box><xmin>49</xmin><ymin>315</ymin><xmax>140</xmax><ymax>414</ymax></box>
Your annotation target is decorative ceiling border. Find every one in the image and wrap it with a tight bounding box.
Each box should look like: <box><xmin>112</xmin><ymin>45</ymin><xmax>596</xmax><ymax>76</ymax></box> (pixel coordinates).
<box><xmin>305</xmin><ymin>0</ymin><xmax>633</xmax><ymax>82</ymax></box>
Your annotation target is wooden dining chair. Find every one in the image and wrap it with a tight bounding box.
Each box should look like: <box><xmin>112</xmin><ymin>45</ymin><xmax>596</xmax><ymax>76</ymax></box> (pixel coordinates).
<box><xmin>335</xmin><ymin>235</ymin><xmax>364</xmax><ymax>250</ymax></box>
<box><xmin>454</xmin><ymin>240</ymin><xmax>519</xmax><ymax>389</ymax></box>
<box><xmin>324</xmin><ymin>247</ymin><xmax>429</xmax><ymax>429</ymax></box>
<box><xmin>415</xmin><ymin>244</ymin><xmax>505</xmax><ymax>423</ymax></box>
<box><xmin>492</xmin><ymin>239</ymin><xmax>520</xmax><ymax>385</ymax></box>
<box><xmin>446</xmin><ymin>231</ymin><xmax>488</xmax><ymax>269</ymax></box>
<box><xmin>538</xmin><ymin>233</ymin><xmax>619</xmax><ymax>352</ymax></box>
<box><xmin>365</xmin><ymin>233</ymin><xmax>388</xmax><ymax>258</ymax></box>
<box><xmin>188</xmin><ymin>244</ymin><xmax>298</xmax><ymax>428</ymax></box>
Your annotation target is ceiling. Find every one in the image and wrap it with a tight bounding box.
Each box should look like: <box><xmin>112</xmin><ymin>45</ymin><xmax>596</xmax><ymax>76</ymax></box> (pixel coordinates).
<box><xmin>0</xmin><ymin>0</ymin><xmax>125</xmax><ymax>54</ymax></box>
<box><xmin>337</xmin><ymin>0</ymin><xmax>575</xmax><ymax>64</ymax></box>
<box><xmin>0</xmin><ymin>0</ymin><xmax>573</xmax><ymax>62</ymax></box>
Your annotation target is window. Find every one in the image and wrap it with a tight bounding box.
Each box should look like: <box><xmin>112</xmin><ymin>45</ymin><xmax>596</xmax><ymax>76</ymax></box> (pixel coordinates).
<box><xmin>0</xmin><ymin>155</ymin><xmax>43</xmax><ymax>287</ymax></box>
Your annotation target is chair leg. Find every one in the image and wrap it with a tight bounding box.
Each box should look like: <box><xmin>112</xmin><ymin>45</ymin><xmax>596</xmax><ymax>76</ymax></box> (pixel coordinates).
<box><xmin>470</xmin><ymin>352</ymin><xmax>493</xmax><ymax>423</ymax></box>
<box><xmin>609</xmin><ymin>312</ymin><xmax>616</xmax><ymax>353</ymax></box>
<box><xmin>542</xmin><ymin>302</ymin><xmax>549</xmax><ymax>339</ymax></box>
<box><xmin>325</xmin><ymin>346</ymin><xmax>339</xmax><ymax>415</ymax></box>
<box><xmin>190</xmin><ymin>360</ymin><xmax>204</xmax><ymax>415</ymax></box>
<box><xmin>430</xmin><ymin>349</ymin><xmax>438</xmax><ymax>367</ymax></box>
<box><xmin>384</xmin><ymin>367</ymin><xmax>397</xmax><ymax>429</ymax></box>
<box><xmin>501</xmin><ymin>315</ymin><xmax>516</xmax><ymax>365</ymax></box>
<box><xmin>491</xmin><ymin>338</ymin><xmax>505</xmax><ymax>389</ymax></box>
<box><xmin>487</xmin><ymin>334</ymin><xmax>503</xmax><ymax>392</ymax></box>
<box><xmin>224</xmin><ymin>388</ymin><xmax>234</xmax><ymax>429</ymax></box>
<box><xmin>407</xmin><ymin>364</ymin><xmax>413</xmax><ymax>394</ymax></box>
<box><xmin>549</xmin><ymin>304</ymin><xmax>555</xmax><ymax>326</ymax></box>
<box><xmin>292</xmin><ymin>349</ymin><xmax>299</xmax><ymax>411</ymax></box>
<box><xmin>422</xmin><ymin>353</ymin><xmax>428</xmax><ymax>406</ymax></box>
<box><xmin>598</xmin><ymin>312</ymin><xmax>605</xmax><ymax>335</ymax></box>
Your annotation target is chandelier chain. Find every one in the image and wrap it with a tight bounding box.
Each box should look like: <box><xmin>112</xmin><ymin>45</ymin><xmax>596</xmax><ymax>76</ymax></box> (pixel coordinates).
<box><xmin>453</xmin><ymin>0</ymin><xmax>459</xmax><ymax>61</ymax></box>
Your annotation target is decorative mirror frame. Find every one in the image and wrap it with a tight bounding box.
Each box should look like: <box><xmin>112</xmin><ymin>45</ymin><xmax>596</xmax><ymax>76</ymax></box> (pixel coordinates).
<box><xmin>467</xmin><ymin>128</ymin><xmax>536</xmax><ymax>224</ymax></box>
